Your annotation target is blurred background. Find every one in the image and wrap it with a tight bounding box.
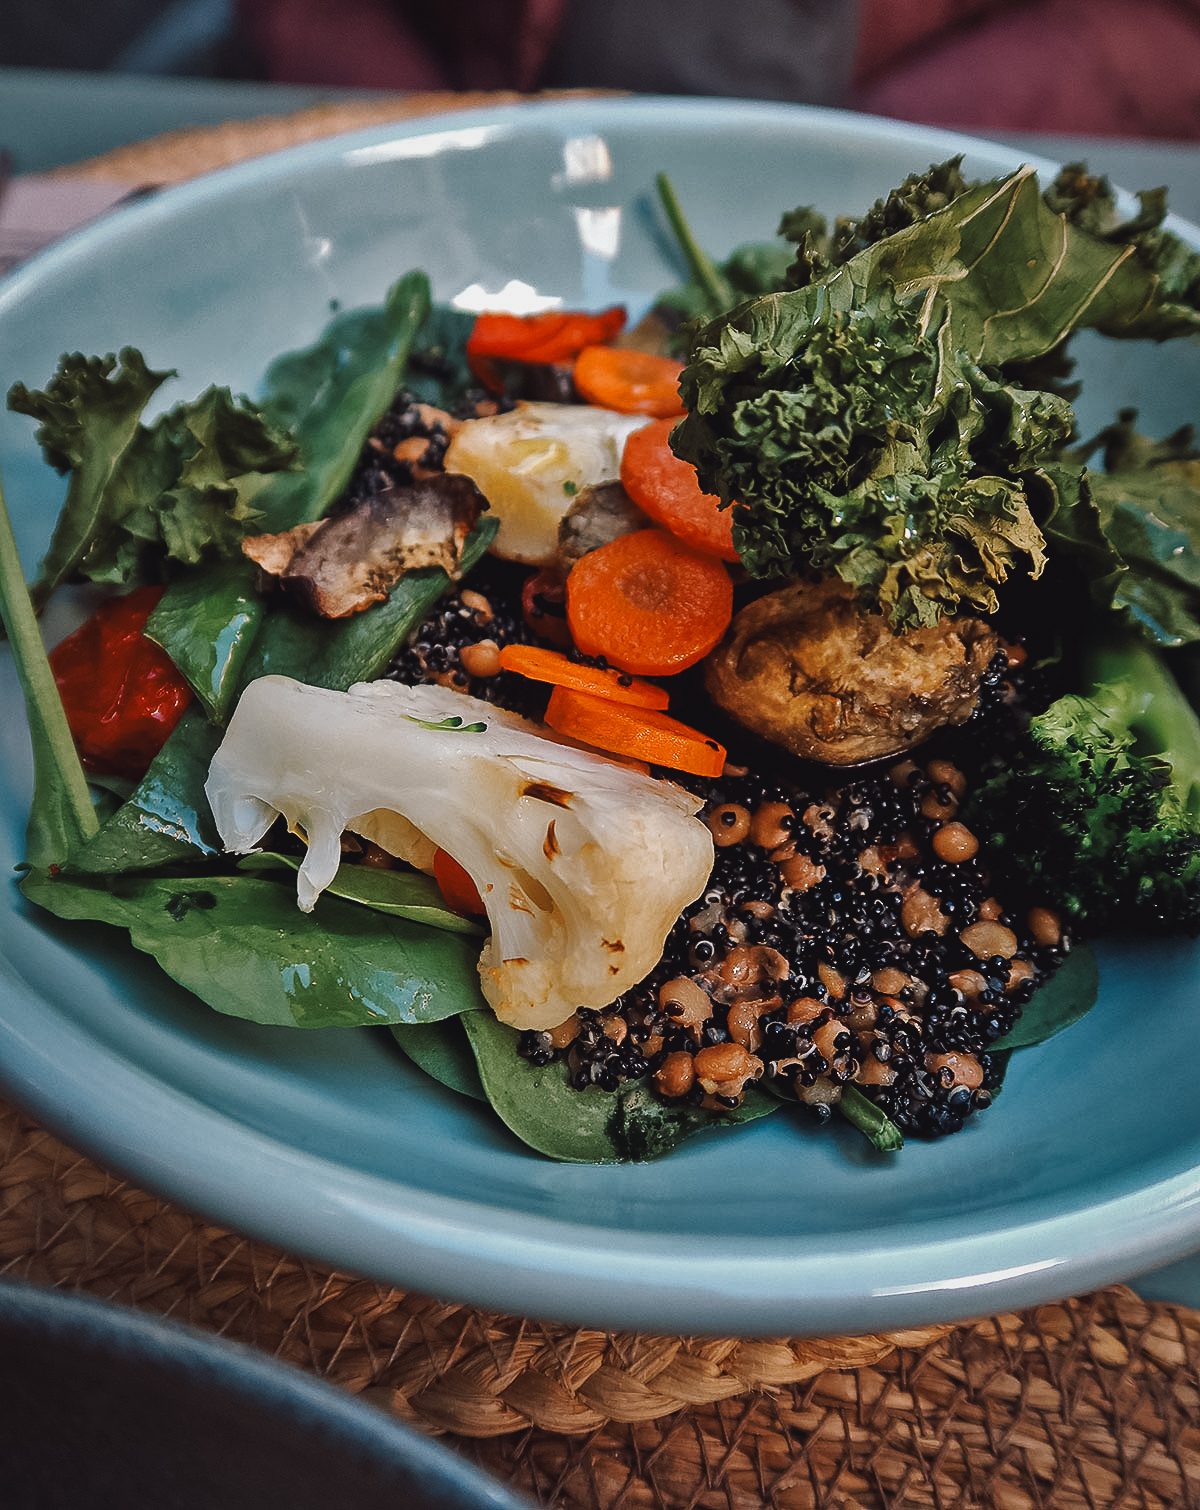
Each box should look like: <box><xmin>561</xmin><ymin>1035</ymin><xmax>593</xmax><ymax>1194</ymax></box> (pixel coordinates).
<box><xmin>4</xmin><ymin>0</ymin><xmax>1200</xmax><ymax>144</ymax></box>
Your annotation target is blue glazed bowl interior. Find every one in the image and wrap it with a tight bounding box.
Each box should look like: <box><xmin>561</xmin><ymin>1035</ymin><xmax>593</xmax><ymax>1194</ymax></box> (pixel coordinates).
<box><xmin>1</xmin><ymin>98</ymin><xmax>1199</xmax><ymax>1337</ymax></box>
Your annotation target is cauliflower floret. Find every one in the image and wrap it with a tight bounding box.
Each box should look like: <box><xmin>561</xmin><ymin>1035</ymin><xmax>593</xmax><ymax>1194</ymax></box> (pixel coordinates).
<box><xmin>204</xmin><ymin>677</ymin><xmax>714</xmax><ymax>1029</ymax></box>
<box><xmin>442</xmin><ymin>401</ymin><xmax>650</xmax><ymax>564</ymax></box>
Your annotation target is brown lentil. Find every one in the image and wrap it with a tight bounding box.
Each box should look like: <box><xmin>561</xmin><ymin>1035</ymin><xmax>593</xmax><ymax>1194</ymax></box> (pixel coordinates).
<box><xmin>706</xmin><ymin>803</ymin><xmax>752</xmax><ymax>846</ymax></box>
<box><xmin>932</xmin><ymin>821</ymin><xmax>980</xmax><ymax>863</ymax></box>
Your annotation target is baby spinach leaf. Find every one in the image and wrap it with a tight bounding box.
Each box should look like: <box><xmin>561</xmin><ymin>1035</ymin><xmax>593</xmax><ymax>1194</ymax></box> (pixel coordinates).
<box><xmin>391</xmin><ymin>1018</ymin><xmax>487</xmax><ymax>1100</ymax></box>
<box><xmin>20</xmin><ymin>866</ymin><xmax>483</xmax><ymax>1029</ymax></box>
<box><xmin>991</xmin><ymin>941</ymin><xmax>1100</xmax><ymax>1051</ymax></box>
<box><xmin>403</xmin><ymin>303</ymin><xmax>478</xmax><ymax>407</ymax></box>
<box><xmin>66</xmin><ymin>705</ymin><xmax>224</xmax><ymax>874</ymax></box>
<box><xmin>462</xmin><ymin>1011</ymin><xmax>777</xmax><ymax>1163</ymax></box>
<box><xmin>254</xmin><ymin>270</ymin><xmax>433</xmax><ymax>532</ymax></box>
<box><xmin>144</xmin><ymin>557</ymin><xmax>265</xmax><ymax>721</ymax></box>
<box><xmin>238</xmin><ymin>851</ymin><xmax>484</xmax><ymax>936</ymax></box>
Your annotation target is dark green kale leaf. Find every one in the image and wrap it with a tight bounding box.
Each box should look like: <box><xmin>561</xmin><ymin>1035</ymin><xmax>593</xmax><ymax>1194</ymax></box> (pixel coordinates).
<box><xmin>7</xmin><ymin>349</ymin><xmax>298</xmax><ymax>607</ymax></box>
<box><xmin>1044</xmin><ymin>162</ymin><xmax>1200</xmax><ymax>323</ymax></box>
<box><xmin>674</xmin><ymin>164</ymin><xmax>1200</xmax><ymax>628</ymax></box>
<box><xmin>1037</xmin><ymin>410</ymin><xmax>1200</xmax><ymax>647</ymax></box>
<box><xmin>822</xmin><ymin>155</ymin><xmax>975</xmax><ymax>271</ymax></box>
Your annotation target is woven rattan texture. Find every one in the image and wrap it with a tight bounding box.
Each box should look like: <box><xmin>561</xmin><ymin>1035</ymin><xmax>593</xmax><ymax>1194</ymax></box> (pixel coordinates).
<box><xmin>1</xmin><ymin>1100</ymin><xmax>1198</xmax><ymax>1508</ymax></box>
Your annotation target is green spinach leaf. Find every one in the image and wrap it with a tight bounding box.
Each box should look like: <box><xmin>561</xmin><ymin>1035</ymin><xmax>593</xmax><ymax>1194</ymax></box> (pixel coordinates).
<box><xmin>67</xmin><ymin>705</ymin><xmax>224</xmax><ymax>874</ymax></box>
<box><xmin>254</xmin><ymin>271</ymin><xmax>432</xmax><ymax>532</ymax></box>
<box><xmin>20</xmin><ymin>866</ymin><xmax>482</xmax><ymax>1029</ymax></box>
<box><xmin>238</xmin><ymin>851</ymin><xmax>484</xmax><ymax>935</ymax></box>
<box><xmin>991</xmin><ymin>941</ymin><xmax>1100</xmax><ymax>1051</ymax></box>
<box><xmin>391</xmin><ymin>1018</ymin><xmax>487</xmax><ymax>1100</ymax></box>
<box><xmin>144</xmin><ymin>557</ymin><xmax>265</xmax><ymax>721</ymax></box>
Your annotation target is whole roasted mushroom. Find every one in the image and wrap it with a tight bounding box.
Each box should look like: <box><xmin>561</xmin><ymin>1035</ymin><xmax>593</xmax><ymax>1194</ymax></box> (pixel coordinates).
<box><xmin>704</xmin><ymin>576</ymin><xmax>999</xmax><ymax>765</ymax></box>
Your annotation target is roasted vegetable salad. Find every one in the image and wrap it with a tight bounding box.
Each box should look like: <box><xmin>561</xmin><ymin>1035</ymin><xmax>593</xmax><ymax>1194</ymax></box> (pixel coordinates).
<box><xmin>3</xmin><ymin>157</ymin><xmax>1198</xmax><ymax>1163</ymax></box>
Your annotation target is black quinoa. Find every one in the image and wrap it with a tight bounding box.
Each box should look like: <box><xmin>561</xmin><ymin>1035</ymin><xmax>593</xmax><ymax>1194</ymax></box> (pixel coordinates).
<box><xmin>340</xmin><ymin>383</ymin><xmax>1069</xmax><ymax>1145</ymax></box>
<box><xmin>514</xmin><ymin>754</ymin><xmax>1070</xmax><ymax>1140</ymax></box>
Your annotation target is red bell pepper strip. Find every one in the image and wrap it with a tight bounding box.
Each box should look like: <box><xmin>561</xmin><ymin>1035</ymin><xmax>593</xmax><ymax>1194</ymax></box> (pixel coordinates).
<box><xmin>466</xmin><ymin>307</ymin><xmax>626</xmax><ymax>393</ymax></box>
<box><xmin>48</xmin><ymin>586</ymin><xmax>194</xmax><ymax>781</ymax></box>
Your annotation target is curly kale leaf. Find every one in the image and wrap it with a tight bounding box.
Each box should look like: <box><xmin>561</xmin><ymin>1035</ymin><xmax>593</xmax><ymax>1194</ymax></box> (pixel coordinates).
<box><xmin>655</xmin><ymin>159</ymin><xmax>977</xmax><ymax>327</ymax></box>
<box><xmin>674</xmin><ymin>165</ymin><xmax>1200</xmax><ymax>628</ymax></box>
<box><xmin>1034</xmin><ymin>411</ymin><xmax>1200</xmax><ymax>647</ymax></box>
<box><xmin>7</xmin><ymin>350</ymin><xmax>298</xmax><ymax>607</ymax></box>
<box><xmin>1045</xmin><ymin>162</ymin><xmax>1200</xmax><ymax>325</ymax></box>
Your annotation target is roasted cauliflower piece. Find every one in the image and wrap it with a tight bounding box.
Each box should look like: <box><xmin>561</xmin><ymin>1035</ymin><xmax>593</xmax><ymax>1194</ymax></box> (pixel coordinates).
<box><xmin>205</xmin><ymin>677</ymin><xmax>714</xmax><ymax>1029</ymax></box>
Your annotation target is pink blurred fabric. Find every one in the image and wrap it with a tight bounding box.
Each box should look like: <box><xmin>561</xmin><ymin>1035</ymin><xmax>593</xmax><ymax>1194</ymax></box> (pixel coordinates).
<box><xmin>853</xmin><ymin>0</ymin><xmax>1200</xmax><ymax>140</ymax></box>
<box><xmin>237</xmin><ymin>0</ymin><xmax>1200</xmax><ymax>139</ymax></box>
<box><xmin>240</xmin><ymin>0</ymin><xmax>566</xmax><ymax>91</ymax></box>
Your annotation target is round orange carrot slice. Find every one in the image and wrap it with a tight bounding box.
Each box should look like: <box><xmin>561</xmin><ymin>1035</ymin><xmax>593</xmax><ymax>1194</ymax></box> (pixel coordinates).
<box><xmin>572</xmin><ymin>345</ymin><xmax>686</xmax><ymax>417</ymax></box>
<box><xmin>620</xmin><ymin>416</ymin><xmax>739</xmax><ymax>563</ymax></box>
<box><xmin>566</xmin><ymin>528</ymin><xmax>733</xmax><ymax>676</ymax></box>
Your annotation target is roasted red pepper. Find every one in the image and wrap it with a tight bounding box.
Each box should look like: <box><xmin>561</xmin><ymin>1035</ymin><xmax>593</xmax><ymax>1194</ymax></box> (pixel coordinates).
<box><xmin>466</xmin><ymin>307</ymin><xmax>626</xmax><ymax>393</ymax></box>
<box><xmin>48</xmin><ymin>586</ymin><xmax>194</xmax><ymax>781</ymax></box>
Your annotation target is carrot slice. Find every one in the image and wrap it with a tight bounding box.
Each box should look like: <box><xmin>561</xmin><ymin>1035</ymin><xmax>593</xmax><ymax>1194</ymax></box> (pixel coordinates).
<box><xmin>545</xmin><ymin>686</ymin><xmax>726</xmax><ymax>778</ymax></box>
<box><xmin>467</xmin><ymin>308</ymin><xmax>626</xmax><ymax>392</ymax></box>
<box><xmin>433</xmin><ymin>848</ymin><xmax>487</xmax><ymax>916</ymax></box>
<box><xmin>572</xmin><ymin>345</ymin><xmax>686</xmax><ymax>417</ymax></box>
<box><xmin>497</xmin><ymin>644</ymin><xmax>670</xmax><ymax>709</ymax></box>
<box><xmin>621</xmin><ymin>416</ymin><xmax>739</xmax><ymax>563</ymax></box>
<box><xmin>566</xmin><ymin>528</ymin><xmax>733</xmax><ymax>675</ymax></box>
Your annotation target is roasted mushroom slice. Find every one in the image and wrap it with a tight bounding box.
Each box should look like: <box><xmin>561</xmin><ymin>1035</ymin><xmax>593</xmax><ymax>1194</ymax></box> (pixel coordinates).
<box><xmin>555</xmin><ymin>480</ymin><xmax>652</xmax><ymax>572</ymax></box>
<box><xmin>704</xmin><ymin>576</ymin><xmax>999</xmax><ymax>765</ymax></box>
<box><xmin>242</xmin><ymin>473</ymin><xmax>484</xmax><ymax>618</ymax></box>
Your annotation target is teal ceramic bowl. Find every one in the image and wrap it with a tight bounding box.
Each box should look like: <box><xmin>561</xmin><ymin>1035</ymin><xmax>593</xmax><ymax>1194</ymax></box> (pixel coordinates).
<box><xmin>2</xmin><ymin>98</ymin><xmax>1199</xmax><ymax>1336</ymax></box>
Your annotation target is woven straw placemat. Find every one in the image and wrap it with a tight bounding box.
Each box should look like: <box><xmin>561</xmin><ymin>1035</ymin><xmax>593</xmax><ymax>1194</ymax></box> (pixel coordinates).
<box><xmin>1</xmin><ymin>1096</ymin><xmax>1198</xmax><ymax>1508</ymax></box>
<box><xmin>24</xmin><ymin>93</ymin><xmax>1200</xmax><ymax>1506</ymax></box>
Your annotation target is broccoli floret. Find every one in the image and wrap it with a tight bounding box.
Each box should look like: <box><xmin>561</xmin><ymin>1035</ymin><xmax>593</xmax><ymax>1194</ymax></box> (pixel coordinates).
<box><xmin>967</xmin><ymin>633</ymin><xmax>1200</xmax><ymax>935</ymax></box>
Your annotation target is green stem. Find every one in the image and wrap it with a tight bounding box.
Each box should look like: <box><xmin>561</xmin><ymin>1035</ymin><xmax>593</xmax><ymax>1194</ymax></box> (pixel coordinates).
<box><xmin>0</xmin><ymin>466</ymin><xmax>99</xmax><ymax>864</ymax></box>
<box><xmin>655</xmin><ymin>172</ymin><xmax>736</xmax><ymax>316</ymax></box>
